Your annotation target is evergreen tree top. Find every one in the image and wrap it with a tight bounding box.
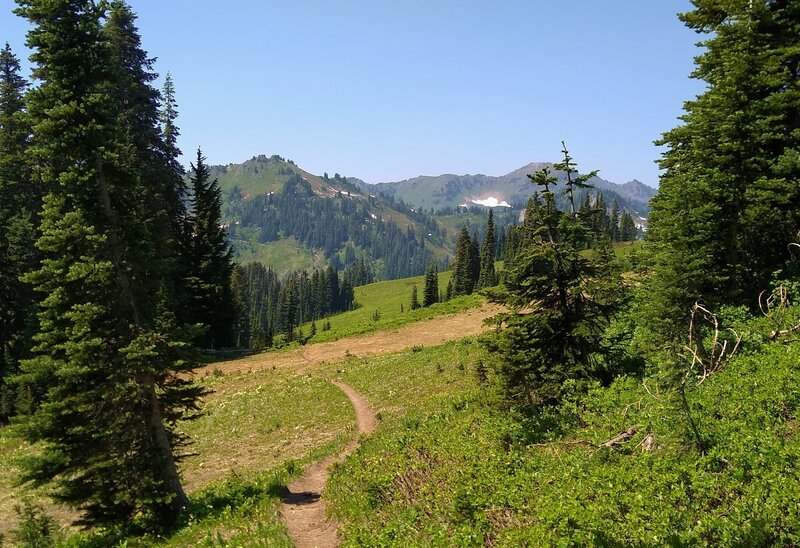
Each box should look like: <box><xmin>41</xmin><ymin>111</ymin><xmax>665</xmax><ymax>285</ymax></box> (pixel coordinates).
<box><xmin>554</xmin><ymin>140</ymin><xmax>598</xmax><ymax>189</ymax></box>
<box><xmin>527</xmin><ymin>165</ymin><xmax>557</xmax><ymax>194</ymax></box>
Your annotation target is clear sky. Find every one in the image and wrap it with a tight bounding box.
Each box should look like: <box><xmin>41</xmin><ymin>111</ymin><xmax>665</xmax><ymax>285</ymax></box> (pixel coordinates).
<box><xmin>1</xmin><ymin>1</ymin><xmax>703</xmax><ymax>187</ymax></box>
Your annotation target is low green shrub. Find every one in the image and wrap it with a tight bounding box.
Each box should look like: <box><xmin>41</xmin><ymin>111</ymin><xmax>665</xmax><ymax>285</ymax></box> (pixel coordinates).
<box><xmin>327</xmin><ymin>320</ymin><xmax>800</xmax><ymax>545</ymax></box>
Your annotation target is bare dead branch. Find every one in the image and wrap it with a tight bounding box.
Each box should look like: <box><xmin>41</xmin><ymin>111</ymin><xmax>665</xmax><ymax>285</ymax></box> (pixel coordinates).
<box><xmin>684</xmin><ymin>302</ymin><xmax>742</xmax><ymax>384</ymax></box>
<box><xmin>642</xmin><ymin>379</ymin><xmax>660</xmax><ymax>400</ymax></box>
<box><xmin>599</xmin><ymin>427</ymin><xmax>638</xmax><ymax>449</ymax></box>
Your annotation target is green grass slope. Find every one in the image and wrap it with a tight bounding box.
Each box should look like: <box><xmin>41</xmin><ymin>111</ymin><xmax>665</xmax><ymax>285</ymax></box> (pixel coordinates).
<box><xmin>231</xmin><ymin>233</ymin><xmax>326</xmax><ymax>277</ymax></box>
<box><xmin>0</xmin><ymin>269</ymin><xmax>486</xmax><ymax>542</ymax></box>
<box><xmin>299</xmin><ymin>270</ymin><xmax>484</xmax><ymax>343</ymax></box>
<box><xmin>324</xmin><ymin>311</ymin><xmax>800</xmax><ymax>546</ymax></box>
<box><xmin>0</xmin><ymin>366</ymin><xmax>355</xmax><ymax>543</ymax></box>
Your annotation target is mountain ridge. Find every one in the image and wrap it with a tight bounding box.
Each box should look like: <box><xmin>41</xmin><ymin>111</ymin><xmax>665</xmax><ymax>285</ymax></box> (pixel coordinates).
<box><xmin>350</xmin><ymin>162</ymin><xmax>656</xmax><ymax>217</ymax></box>
<box><xmin>206</xmin><ymin>154</ymin><xmax>653</xmax><ymax>278</ymax></box>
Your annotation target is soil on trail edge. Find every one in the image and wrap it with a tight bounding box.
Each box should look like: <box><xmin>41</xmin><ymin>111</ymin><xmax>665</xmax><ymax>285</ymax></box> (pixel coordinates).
<box><xmin>280</xmin><ymin>381</ymin><xmax>377</xmax><ymax>548</ymax></box>
<box><xmin>198</xmin><ymin>302</ymin><xmax>503</xmax><ymax>378</ymax></box>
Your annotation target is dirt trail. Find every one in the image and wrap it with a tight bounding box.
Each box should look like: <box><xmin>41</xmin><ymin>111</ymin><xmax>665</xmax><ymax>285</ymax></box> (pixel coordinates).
<box><xmin>280</xmin><ymin>380</ymin><xmax>377</xmax><ymax>548</ymax></box>
<box><xmin>219</xmin><ymin>303</ymin><xmax>500</xmax><ymax>545</ymax></box>
<box><xmin>198</xmin><ymin>303</ymin><xmax>502</xmax><ymax>377</ymax></box>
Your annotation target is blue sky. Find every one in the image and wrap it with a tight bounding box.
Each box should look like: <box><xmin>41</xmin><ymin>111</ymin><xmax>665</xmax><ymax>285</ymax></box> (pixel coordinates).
<box><xmin>1</xmin><ymin>1</ymin><xmax>702</xmax><ymax>186</ymax></box>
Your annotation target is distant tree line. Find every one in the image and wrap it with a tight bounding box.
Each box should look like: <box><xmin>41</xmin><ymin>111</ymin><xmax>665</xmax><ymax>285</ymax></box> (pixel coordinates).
<box><xmin>231</xmin><ymin>263</ymin><xmax>355</xmax><ymax>349</ymax></box>
<box><xmin>449</xmin><ymin>210</ymin><xmax>499</xmax><ymax>298</ymax></box>
<box><xmin>502</xmin><ymin>192</ymin><xmax>638</xmax><ymax>268</ymax></box>
<box><xmin>342</xmin><ymin>256</ymin><xmax>375</xmax><ymax>287</ymax></box>
<box><xmin>410</xmin><ymin>210</ymin><xmax>500</xmax><ymax>309</ymax></box>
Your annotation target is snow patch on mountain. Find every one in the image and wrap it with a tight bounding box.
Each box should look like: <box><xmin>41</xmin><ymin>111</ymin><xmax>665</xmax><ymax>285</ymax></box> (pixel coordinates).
<box><xmin>470</xmin><ymin>196</ymin><xmax>511</xmax><ymax>208</ymax></box>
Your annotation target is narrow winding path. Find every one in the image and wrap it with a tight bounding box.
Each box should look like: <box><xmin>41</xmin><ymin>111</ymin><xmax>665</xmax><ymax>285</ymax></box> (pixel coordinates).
<box><xmin>280</xmin><ymin>380</ymin><xmax>377</xmax><ymax>547</ymax></box>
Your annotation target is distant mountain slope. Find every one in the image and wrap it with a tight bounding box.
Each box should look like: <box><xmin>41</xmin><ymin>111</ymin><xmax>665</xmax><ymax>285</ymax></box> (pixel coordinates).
<box><xmin>211</xmin><ymin>155</ymin><xmax>449</xmax><ymax>279</ymax></box>
<box><xmin>206</xmin><ymin>155</ymin><xmax>653</xmax><ymax>279</ymax></box>
<box><xmin>351</xmin><ymin>162</ymin><xmax>656</xmax><ymax>218</ymax></box>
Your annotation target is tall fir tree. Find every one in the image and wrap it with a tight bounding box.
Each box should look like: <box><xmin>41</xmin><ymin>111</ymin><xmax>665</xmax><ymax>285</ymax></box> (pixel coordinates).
<box><xmin>554</xmin><ymin>140</ymin><xmax>597</xmax><ymax>217</ymax></box>
<box><xmin>156</xmin><ymin>72</ymin><xmax>191</xmax><ymax>313</ymax></box>
<box><xmin>13</xmin><ymin>0</ymin><xmax>202</xmax><ymax>527</ymax></box>
<box><xmin>423</xmin><ymin>262</ymin><xmax>439</xmax><ymax>307</ymax></box>
<box><xmin>160</xmin><ymin>73</ymin><xmax>181</xmax><ymax>177</ymax></box>
<box><xmin>646</xmin><ymin>0</ymin><xmax>800</xmax><ymax>339</ymax></box>
<box><xmin>187</xmin><ymin>148</ymin><xmax>236</xmax><ymax>348</ymax></box>
<box><xmin>452</xmin><ymin>226</ymin><xmax>474</xmax><ymax>296</ymax></box>
<box><xmin>0</xmin><ymin>42</ymin><xmax>36</xmax><ymax>420</ymax></box>
<box><xmin>609</xmin><ymin>199</ymin><xmax>620</xmax><ymax>241</ymax></box>
<box><xmin>485</xmin><ymin>151</ymin><xmax>620</xmax><ymax>405</ymax></box>
<box><xmin>410</xmin><ymin>283</ymin><xmax>421</xmax><ymax>310</ymax></box>
<box><xmin>619</xmin><ymin>211</ymin><xmax>637</xmax><ymax>242</ymax></box>
<box><xmin>478</xmin><ymin>209</ymin><xmax>497</xmax><ymax>288</ymax></box>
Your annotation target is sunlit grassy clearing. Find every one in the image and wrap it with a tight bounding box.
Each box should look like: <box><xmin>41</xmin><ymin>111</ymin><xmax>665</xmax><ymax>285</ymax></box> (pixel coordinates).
<box><xmin>180</xmin><ymin>369</ymin><xmax>354</xmax><ymax>493</ymax></box>
<box><xmin>299</xmin><ymin>270</ymin><xmax>484</xmax><ymax>344</ymax></box>
<box><xmin>318</xmin><ymin>338</ymin><xmax>486</xmax><ymax>423</ymax></box>
<box><xmin>232</xmin><ymin>235</ymin><xmax>326</xmax><ymax>277</ymax></box>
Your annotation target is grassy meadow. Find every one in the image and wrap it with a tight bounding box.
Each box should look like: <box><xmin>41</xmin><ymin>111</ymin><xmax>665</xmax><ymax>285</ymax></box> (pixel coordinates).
<box><xmin>230</xmin><ymin>232</ymin><xmax>327</xmax><ymax>278</ymax></box>
<box><xmin>298</xmin><ymin>270</ymin><xmax>485</xmax><ymax>344</ymax></box>
<box><xmin>0</xmin><ymin>268</ymin><xmax>485</xmax><ymax>544</ymax></box>
<box><xmin>0</xmin><ymin>366</ymin><xmax>355</xmax><ymax>543</ymax></box>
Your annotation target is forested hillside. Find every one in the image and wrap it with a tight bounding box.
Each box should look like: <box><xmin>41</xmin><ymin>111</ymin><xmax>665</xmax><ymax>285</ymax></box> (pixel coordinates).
<box><xmin>223</xmin><ymin>164</ymin><xmax>442</xmax><ymax>280</ymax></box>
<box><xmin>210</xmin><ymin>153</ymin><xmax>649</xmax><ymax>280</ymax></box>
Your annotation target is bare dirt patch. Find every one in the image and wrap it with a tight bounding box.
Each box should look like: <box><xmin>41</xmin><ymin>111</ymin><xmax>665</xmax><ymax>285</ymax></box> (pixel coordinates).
<box><xmin>198</xmin><ymin>303</ymin><xmax>502</xmax><ymax>378</ymax></box>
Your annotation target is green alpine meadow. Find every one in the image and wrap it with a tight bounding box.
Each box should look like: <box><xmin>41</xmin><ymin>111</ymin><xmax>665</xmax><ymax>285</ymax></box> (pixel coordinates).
<box><xmin>1</xmin><ymin>0</ymin><xmax>799</xmax><ymax>546</ymax></box>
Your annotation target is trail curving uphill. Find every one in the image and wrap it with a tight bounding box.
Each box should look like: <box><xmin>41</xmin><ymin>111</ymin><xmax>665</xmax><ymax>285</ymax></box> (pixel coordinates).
<box><xmin>280</xmin><ymin>380</ymin><xmax>377</xmax><ymax>548</ymax></box>
<box><xmin>198</xmin><ymin>303</ymin><xmax>502</xmax><ymax>377</ymax></box>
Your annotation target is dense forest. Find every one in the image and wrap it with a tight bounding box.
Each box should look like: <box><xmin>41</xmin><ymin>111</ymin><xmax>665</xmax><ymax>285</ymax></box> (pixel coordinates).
<box><xmin>231</xmin><ymin>263</ymin><xmax>355</xmax><ymax>349</ymax></box>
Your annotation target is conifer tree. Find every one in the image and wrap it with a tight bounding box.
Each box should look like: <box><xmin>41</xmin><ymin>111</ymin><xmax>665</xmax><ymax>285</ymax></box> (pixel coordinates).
<box><xmin>13</xmin><ymin>0</ymin><xmax>201</xmax><ymax>527</ymax></box>
<box><xmin>592</xmin><ymin>192</ymin><xmax>608</xmax><ymax>242</ymax></box>
<box><xmin>0</xmin><ymin>42</ymin><xmax>35</xmax><ymax>420</ymax></box>
<box><xmin>478</xmin><ymin>209</ymin><xmax>497</xmax><ymax>288</ymax></box>
<box><xmin>485</xmin><ymin>150</ymin><xmax>620</xmax><ymax>405</ymax></box>
<box><xmin>187</xmin><ymin>148</ymin><xmax>236</xmax><ymax>348</ymax></box>
<box><xmin>609</xmin><ymin>199</ymin><xmax>620</xmax><ymax>241</ymax></box>
<box><xmin>452</xmin><ymin>227</ymin><xmax>474</xmax><ymax>296</ymax></box>
<box><xmin>160</xmin><ymin>73</ymin><xmax>181</xmax><ymax>175</ymax></box>
<box><xmin>157</xmin><ymin>72</ymin><xmax>191</xmax><ymax>307</ymax></box>
<box><xmin>423</xmin><ymin>263</ymin><xmax>439</xmax><ymax>307</ymax></box>
<box><xmin>410</xmin><ymin>284</ymin><xmax>420</xmax><ymax>310</ymax></box>
<box><xmin>554</xmin><ymin>140</ymin><xmax>597</xmax><ymax>217</ymax></box>
<box><xmin>619</xmin><ymin>211</ymin><xmax>636</xmax><ymax>242</ymax></box>
<box><xmin>646</xmin><ymin>1</ymin><xmax>800</xmax><ymax>338</ymax></box>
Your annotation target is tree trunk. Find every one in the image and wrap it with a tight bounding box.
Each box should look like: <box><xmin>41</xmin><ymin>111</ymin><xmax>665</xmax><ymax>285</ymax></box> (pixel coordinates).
<box><xmin>96</xmin><ymin>156</ymin><xmax>187</xmax><ymax>520</ymax></box>
<box><xmin>141</xmin><ymin>372</ymin><xmax>189</xmax><ymax>516</ymax></box>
